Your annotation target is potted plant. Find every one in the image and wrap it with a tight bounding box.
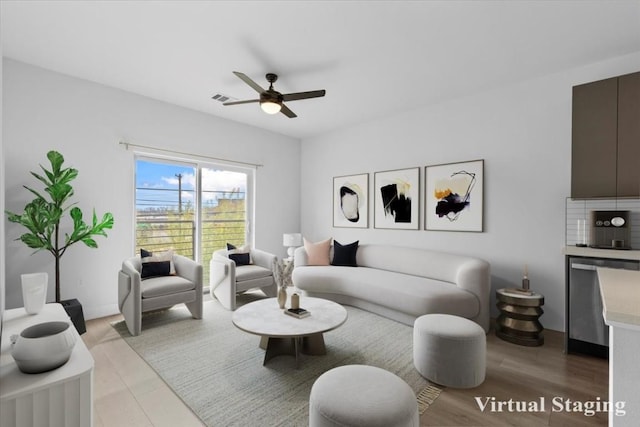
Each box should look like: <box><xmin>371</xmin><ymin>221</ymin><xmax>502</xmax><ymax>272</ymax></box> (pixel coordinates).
<box><xmin>6</xmin><ymin>151</ymin><xmax>114</xmax><ymax>323</ymax></box>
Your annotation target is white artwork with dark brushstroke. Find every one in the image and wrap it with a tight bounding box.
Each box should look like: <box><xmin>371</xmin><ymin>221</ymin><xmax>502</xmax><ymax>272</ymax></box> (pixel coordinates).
<box><xmin>333</xmin><ymin>173</ymin><xmax>368</xmax><ymax>228</ymax></box>
<box><xmin>374</xmin><ymin>167</ymin><xmax>420</xmax><ymax>230</ymax></box>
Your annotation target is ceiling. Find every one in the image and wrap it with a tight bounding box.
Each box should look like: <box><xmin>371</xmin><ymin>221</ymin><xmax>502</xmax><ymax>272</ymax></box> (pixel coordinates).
<box><xmin>2</xmin><ymin>1</ymin><xmax>640</xmax><ymax>140</ymax></box>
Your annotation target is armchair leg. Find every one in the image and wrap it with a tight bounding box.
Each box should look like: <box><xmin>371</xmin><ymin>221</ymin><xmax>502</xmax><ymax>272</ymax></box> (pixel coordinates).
<box><xmin>185</xmin><ymin>300</ymin><xmax>203</xmax><ymax>319</ymax></box>
<box><xmin>124</xmin><ymin>314</ymin><xmax>141</xmax><ymax>336</ymax></box>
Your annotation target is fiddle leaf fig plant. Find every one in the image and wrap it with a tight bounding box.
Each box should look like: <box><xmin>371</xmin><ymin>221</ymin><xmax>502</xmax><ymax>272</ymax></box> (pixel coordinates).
<box><xmin>6</xmin><ymin>150</ymin><xmax>114</xmax><ymax>302</ymax></box>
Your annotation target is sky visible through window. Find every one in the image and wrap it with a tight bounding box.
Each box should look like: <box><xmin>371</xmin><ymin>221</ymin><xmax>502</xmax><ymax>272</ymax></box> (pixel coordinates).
<box><xmin>136</xmin><ymin>159</ymin><xmax>247</xmax><ymax>211</ymax></box>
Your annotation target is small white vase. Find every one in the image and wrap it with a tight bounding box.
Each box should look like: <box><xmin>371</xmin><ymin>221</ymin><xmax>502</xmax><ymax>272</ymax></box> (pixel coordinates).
<box><xmin>21</xmin><ymin>272</ymin><xmax>48</xmax><ymax>315</ymax></box>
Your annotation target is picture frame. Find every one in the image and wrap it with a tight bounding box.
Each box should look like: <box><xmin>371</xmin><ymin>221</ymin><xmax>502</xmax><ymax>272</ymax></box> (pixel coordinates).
<box><xmin>333</xmin><ymin>173</ymin><xmax>369</xmax><ymax>228</ymax></box>
<box><xmin>425</xmin><ymin>159</ymin><xmax>484</xmax><ymax>232</ymax></box>
<box><xmin>374</xmin><ymin>167</ymin><xmax>420</xmax><ymax>230</ymax></box>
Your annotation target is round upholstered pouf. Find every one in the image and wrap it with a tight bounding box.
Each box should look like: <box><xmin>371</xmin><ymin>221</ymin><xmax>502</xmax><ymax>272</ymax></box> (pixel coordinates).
<box><xmin>413</xmin><ymin>314</ymin><xmax>486</xmax><ymax>388</ymax></box>
<box><xmin>309</xmin><ymin>365</ymin><xmax>419</xmax><ymax>427</ymax></box>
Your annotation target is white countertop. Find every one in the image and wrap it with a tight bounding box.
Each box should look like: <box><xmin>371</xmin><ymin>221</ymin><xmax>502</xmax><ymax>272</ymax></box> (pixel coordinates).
<box><xmin>597</xmin><ymin>268</ymin><xmax>640</xmax><ymax>329</ymax></box>
<box><xmin>564</xmin><ymin>245</ymin><xmax>640</xmax><ymax>261</ymax></box>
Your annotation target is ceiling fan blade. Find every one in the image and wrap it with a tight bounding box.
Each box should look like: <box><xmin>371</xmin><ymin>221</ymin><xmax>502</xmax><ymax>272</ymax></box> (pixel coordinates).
<box><xmin>223</xmin><ymin>99</ymin><xmax>260</xmax><ymax>106</ymax></box>
<box><xmin>280</xmin><ymin>103</ymin><xmax>297</xmax><ymax>118</ymax></box>
<box><xmin>233</xmin><ymin>71</ymin><xmax>265</xmax><ymax>94</ymax></box>
<box><xmin>282</xmin><ymin>90</ymin><xmax>326</xmax><ymax>102</ymax></box>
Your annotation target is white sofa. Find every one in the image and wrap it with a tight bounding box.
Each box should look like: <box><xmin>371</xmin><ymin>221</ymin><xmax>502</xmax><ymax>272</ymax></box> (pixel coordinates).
<box><xmin>292</xmin><ymin>244</ymin><xmax>491</xmax><ymax>332</ymax></box>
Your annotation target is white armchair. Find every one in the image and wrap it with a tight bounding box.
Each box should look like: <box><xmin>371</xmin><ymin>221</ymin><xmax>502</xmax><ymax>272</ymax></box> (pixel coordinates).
<box><xmin>210</xmin><ymin>248</ymin><xmax>277</xmax><ymax>310</ymax></box>
<box><xmin>118</xmin><ymin>254</ymin><xmax>203</xmax><ymax>336</ymax></box>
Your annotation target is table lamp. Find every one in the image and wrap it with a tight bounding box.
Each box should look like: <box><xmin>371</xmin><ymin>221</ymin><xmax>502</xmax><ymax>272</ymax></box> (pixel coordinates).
<box><xmin>283</xmin><ymin>233</ymin><xmax>303</xmax><ymax>260</ymax></box>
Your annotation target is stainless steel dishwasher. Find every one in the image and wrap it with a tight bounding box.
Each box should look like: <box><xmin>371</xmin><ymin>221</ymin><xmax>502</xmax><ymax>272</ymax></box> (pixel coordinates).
<box><xmin>566</xmin><ymin>256</ymin><xmax>640</xmax><ymax>358</ymax></box>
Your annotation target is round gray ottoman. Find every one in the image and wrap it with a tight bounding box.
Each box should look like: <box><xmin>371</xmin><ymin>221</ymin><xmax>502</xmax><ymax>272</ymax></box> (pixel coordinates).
<box><xmin>413</xmin><ymin>314</ymin><xmax>486</xmax><ymax>388</ymax></box>
<box><xmin>309</xmin><ymin>365</ymin><xmax>419</xmax><ymax>427</ymax></box>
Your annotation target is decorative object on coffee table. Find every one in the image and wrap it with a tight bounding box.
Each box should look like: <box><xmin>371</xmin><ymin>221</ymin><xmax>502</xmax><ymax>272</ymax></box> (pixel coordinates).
<box><xmin>274</xmin><ymin>258</ymin><xmax>294</xmax><ymax>288</ymax></box>
<box><xmin>291</xmin><ymin>292</ymin><xmax>300</xmax><ymax>309</ymax></box>
<box><xmin>274</xmin><ymin>258</ymin><xmax>294</xmax><ymax>309</ymax></box>
<box><xmin>277</xmin><ymin>286</ymin><xmax>287</xmax><ymax>309</ymax></box>
<box><xmin>495</xmin><ymin>288</ymin><xmax>544</xmax><ymax>346</ymax></box>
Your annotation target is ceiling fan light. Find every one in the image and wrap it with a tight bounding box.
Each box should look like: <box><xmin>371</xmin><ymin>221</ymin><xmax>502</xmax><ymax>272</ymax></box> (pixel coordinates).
<box><xmin>260</xmin><ymin>100</ymin><xmax>282</xmax><ymax>115</ymax></box>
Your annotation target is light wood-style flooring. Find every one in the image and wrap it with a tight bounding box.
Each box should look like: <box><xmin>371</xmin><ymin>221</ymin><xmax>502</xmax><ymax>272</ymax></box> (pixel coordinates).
<box><xmin>83</xmin><ymin>315</ymin><xmax>608</xmax><ymax>427</ymax></box>
<box><xmin>424</xmin><ymin>326</ymin><xmax>608</xmax><ymax>426</ymax></box>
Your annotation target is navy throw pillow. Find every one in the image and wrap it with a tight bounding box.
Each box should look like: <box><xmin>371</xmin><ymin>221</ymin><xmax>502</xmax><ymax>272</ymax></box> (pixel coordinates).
<box><xmin>331</xmin><ymin>240</ymin><xmax>359</xmax><ymax>267</ymax></box>
<box><xmin>140</xmin><ymin>248</ymin><xmax>176</xmax><ymax>278</ymax></box>
<box><xmin>141</xmin><ymin>260</ymin><xmax>172</xmax><ymax>278</ymax></box>
<box><xmin>229</xmin><ymin>252</ymin><xmax>251</xmax><ymax>266</ymax></box>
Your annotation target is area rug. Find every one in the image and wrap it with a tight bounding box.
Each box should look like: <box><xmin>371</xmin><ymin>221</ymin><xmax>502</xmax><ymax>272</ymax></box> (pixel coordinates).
<box><xmin>112</xmin><ymin>294</ymin><xmax>442</xmax><ymax>426</ymax></box>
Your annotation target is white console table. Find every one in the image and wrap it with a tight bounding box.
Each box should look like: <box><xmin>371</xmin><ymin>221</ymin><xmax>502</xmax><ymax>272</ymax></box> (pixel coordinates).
<box><xmin>1</xmin><ymin>303</ymin><xmax>94</xmax><ymax>427</ymax></box>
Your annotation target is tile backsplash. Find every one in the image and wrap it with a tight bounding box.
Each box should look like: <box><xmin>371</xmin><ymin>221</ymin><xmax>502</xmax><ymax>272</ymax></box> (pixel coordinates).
<box><xmin>566</xmin><ymin>198</ymin><xmax>640</xmax><ymax>249</ymax></box>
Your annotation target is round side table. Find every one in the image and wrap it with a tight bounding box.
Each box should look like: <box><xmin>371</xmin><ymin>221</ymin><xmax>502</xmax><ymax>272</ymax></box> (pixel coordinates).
<box><xmin>495</xmin><ymin>288</ymin><xmax>544</xmax><ymax>346</ymax></box>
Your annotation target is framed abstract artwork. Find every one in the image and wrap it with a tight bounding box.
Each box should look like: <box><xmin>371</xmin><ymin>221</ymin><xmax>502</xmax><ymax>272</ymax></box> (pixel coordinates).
<box><xmin>374</xmin><ymin>167</ymin><xmax>420</xmax><ymax>230</ymax></box>
<box><xmin>425</xmin><ymin>159</ymin><xmax>484</xmax><ymax>232</ymax></box>
<box><xmin>333</xmin><ymin>173</ymin><xmax>369</xmax><ymax>228</ymax></box>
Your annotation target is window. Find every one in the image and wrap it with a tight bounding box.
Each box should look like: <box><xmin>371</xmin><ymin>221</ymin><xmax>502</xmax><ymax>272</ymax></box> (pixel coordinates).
<box><xmin>135</xmin><ymin>157</ymin><xmax>252</xmax><ymax>286</ymax></box>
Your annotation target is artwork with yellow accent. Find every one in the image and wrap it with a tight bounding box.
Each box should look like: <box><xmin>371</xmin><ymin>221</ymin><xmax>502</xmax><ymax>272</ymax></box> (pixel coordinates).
<box><xmin>374</xmin><ymin>167</ymin><xmax>420</xmax><ymax>230</ymax></box>
<box><xmin>425</xmin><ymin>159</ymin><xmax>484</xmax><ymax>232</ymax></box>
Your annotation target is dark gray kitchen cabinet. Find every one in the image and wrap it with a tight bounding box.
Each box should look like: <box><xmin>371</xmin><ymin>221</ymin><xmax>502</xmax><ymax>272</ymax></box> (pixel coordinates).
<box><xmin>617</xmin><ymin>72</ymin><xmax>640</xmax><ymax>197</ymax></box>
<box><xmin>571</xmin><ymin>71</ymin><xmax>640</xmax><ymax>198</ymax></box>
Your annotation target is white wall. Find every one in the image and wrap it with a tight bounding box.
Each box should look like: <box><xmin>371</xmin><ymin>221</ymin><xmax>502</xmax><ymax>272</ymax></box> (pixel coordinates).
<box><xmin>300</xmin><ymin>52</ymin><xmax>640</xmax><ymax>332</ymax></box>
<box><xmin>3</xmin><ymin>59</ymin><xmax>300</xmax><ymax>319</ymax></box>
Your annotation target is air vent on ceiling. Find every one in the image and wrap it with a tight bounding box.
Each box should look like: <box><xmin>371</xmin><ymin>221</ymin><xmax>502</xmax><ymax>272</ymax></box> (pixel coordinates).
<box><xmin>211</xmin><ymin>93</ymin><xmax>237</xmax><ymax>103</ymax></box>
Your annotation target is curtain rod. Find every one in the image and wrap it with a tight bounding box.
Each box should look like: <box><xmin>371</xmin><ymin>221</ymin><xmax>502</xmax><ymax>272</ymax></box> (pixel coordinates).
<box><xmin>118</xmin><ymin>141</ymin><xmax>263</xmax><ymax>168</ymax></box>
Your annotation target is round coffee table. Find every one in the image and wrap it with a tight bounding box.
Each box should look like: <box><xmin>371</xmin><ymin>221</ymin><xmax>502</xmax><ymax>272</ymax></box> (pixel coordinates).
<box><xmin>232</xmin><ymin>297</ymin><xmax>348</xmax><ymax>367</ymax></box>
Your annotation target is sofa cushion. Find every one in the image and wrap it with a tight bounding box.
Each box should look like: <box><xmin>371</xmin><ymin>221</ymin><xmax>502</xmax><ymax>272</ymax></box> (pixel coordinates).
<box><xmin>294</xmin><ymin>266</ymin><xmax>479</xmax><ymax>319</ymax></box>
<box><xmin>141</xmin><ymin>275</ymin><xmax>195</xmax><ymax>298</ymax></box>
<box><xmin>235</xmin><ymin>264</ymin><xmax>273</xmax><ymax>282</ymax></box>
<box><xmin>304</xmin><ymin>237</ymin><xmax>332</xmax><ymax>266</ymax></box>
<box><xmin>332</xmin><ymin>240</ymin><xmax>359</xmax><ymax>267</ymax></box>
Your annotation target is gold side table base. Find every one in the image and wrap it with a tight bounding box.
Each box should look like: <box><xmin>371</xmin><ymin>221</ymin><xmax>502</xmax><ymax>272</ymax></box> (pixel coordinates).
<box><xmin>495</xmin><ymin>288</ymin><xmax>545</xmax><ymax>347</ymax></box>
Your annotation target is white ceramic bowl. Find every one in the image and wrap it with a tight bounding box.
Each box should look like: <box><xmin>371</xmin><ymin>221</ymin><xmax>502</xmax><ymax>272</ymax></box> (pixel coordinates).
<box><xmin>10</xmin><ymin>321</ymin><xmax>77</xmax><ymax>374</ymax></box>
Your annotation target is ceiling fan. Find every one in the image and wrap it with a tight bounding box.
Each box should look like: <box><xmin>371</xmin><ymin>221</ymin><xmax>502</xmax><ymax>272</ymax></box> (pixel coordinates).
<box><xmin>223</xmin><ymin>71</ymin><xmax>326</xmax><ymax>118</ymax></box>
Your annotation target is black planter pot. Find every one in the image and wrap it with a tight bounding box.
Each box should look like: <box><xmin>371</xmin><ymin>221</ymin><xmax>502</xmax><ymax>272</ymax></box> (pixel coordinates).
<box><xmin>60</xmin><ymin>298</ymin><xmax>87</xmax><ymax>335</ymax></box>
